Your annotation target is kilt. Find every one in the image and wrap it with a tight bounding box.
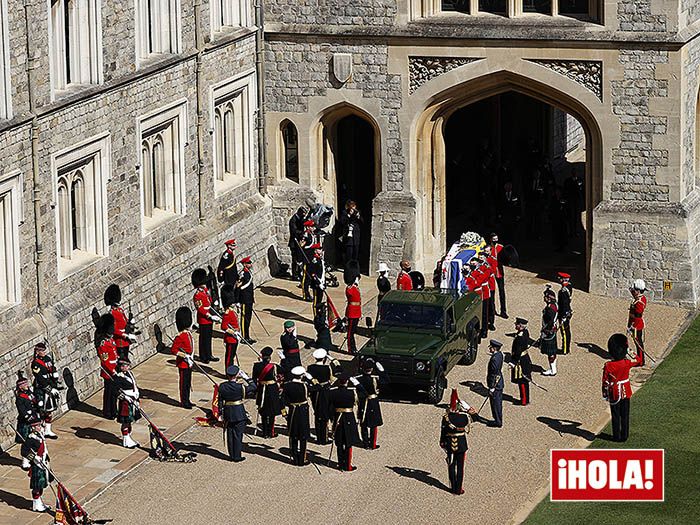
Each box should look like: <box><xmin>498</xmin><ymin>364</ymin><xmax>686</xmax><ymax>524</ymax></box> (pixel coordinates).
<box><xmin>29</xmin><ymin>463</ymin><xmax>50</xmax><ymax>491</ymax></box>
<box><xmin>15</xmin><ymin>420</ymin><xmax>30</xmax><ymax>444</ymax></box>
<box><xmin>116</xmin><ymin>399</ymin><xmax>140</xmax><ymax>425</ymax></box>
<box><xmin>539</xmin><ymin>334</ymin><xmax>558</xmax><ymax>357</ymax></box>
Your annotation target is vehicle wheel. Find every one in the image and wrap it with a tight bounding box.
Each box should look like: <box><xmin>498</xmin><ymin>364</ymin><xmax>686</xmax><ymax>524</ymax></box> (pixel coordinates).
<box><xmin>427</xmin><ymin>370</ymin><xmax>446</xmax><ymax>405</ymax></box>
<box><xmin>459</xmin><ymin>328</ymin><xmax>480</xmax><ymax>366</ymax></box>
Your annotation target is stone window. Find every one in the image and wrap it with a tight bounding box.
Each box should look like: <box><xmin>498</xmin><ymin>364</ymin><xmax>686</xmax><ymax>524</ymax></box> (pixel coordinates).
<box><xmin>280</xmin><ymin>120</ymin><xmax>299</xmax><ymax>183</ymax></box>
<box><xmin>435</xmin><ymin>0</ymin><xmax>598</xmax><ymax>19</ymax></box>
<box><xmin>53</xmin><ymin>135</ymin><xmax>110</xmax><ymax>279</ymax></box>
<box><xmin>139</xmin><ymin>101</ymin><xmax>187</xmax><ymax>232</ymax></box>
<box><xmin>136</xmin><ymin>0</ymin><xmax>180</xmax><ymax>61</ymax></box>
<box><xmin>479</xmin><ymin>0</ymin><xmax>507</xmax><ymax>14</ymax></box>
<box><xmin>0</xmin><ymin>2</ymin><xmax>11</xmax><ymax>119</ymax></box>
<box><xmin>212</xmin><ymin>71</ymin><xmax>256</xmax><ymax>194</ymax></box>
<box><xmin>211</xmin><ymin>0</ymin><xmax>251</xmax><ymax>35</ymax></box>
<box><xmin>50</xmin><ymin>0</ymin><xmax>102</xmax><ymax>92</ymax></box>
<box><xmin>0</xmin><ymin>171</ymin><xmax>21</xmax><ymax>305</ymax></box>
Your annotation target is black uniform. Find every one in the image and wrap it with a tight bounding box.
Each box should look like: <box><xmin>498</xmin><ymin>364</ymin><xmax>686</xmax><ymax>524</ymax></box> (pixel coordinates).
<box><xmin>252</xmin><ymin>360</ymin><xmax>283</xmax><ymax>437</ymax></box>
<box><xmin>540</xmin><ymin>302</ymin><xmax>559</xmax><ymax>357</ymax></box>
<box><xmin>300</xmin><ymin>230</ymin><xmax>315</xmax><ymax>300</ymax></box>
<box><xmin>238</xmin><ymin>268</ymin><xmax>254</xmax><ymax>341</ymax></box>
<box><xmin>338</xmin><ymin>208</ymin><xmax>362</xmax><ymax>263</ymax></box>
<box><xmin>329</xmin><ymin>384</ymin><xmax>361</xmax><ymax>471</ymax></box>
<box><xmin>280</xmin><ymin>332</ymin><xmax>302</xmax><ymax>378</ymax></box>
<box><xmin>440</xmin><ymin>411</ymin><xmax>470</xmax><ymax>494</ymax></box>
<box><xmin>15</xmin><ymin>390</ymin><xmax>39</xmax><ymax>444</ymax></box>
<box><xmin>376</xmin><ymin>275</ymin><xmax>391</xmax><ymax>305</ymax></box>
<box><xmin>356</xmin><ymin>370</ymin><xmax>389</xmax><ymax>449</ymax></box>
<box><xmin>307</xmin><ymin>256</ymin><xmax>325</xmax><ymax>319</ymax></box>
<box><xmin>307</xmin><ymin>361</ymin><xmax>341</xmax><ymax>444</ymax></box>
<box><xmin>558</xmin><ymin>284</ymin><xmax>573</xmax><ymax>355</ymax></box>
<box><xmin>31</xmin><ymin>355</ymin><xmax>60</xmax><ymax>417</ymax></box>
<box><xmin>510</xmin><ymin>328</ymin><xmax>532</xmax><ymax>405</ymax></box>
<box><xmin>217</xmin><ymin>249</ymin><xmax>239</xmax><ymax>289</ymax></box>
<box><xmin>288</xmin><ymin>209</ymin><xmax>306</xmax><ymax>280</ymax></box>
<box><xmin>487</xmin><ymin>350</ymin><xmax>504</xmax><ymax>427</ymax></box>
<box><xmin>218</xmin><ymin>378</ymin><xmax>256</xmax><ymax>461</ymax></box>
<box><xmin>283</xmin><ymin>379</ymin><xmax>312</xmax><ymax>465</ymax></box>
<box><xmin>113</xmin><ymin>370</ymin><xmax>141</xmax><ymax>434</ymax></box>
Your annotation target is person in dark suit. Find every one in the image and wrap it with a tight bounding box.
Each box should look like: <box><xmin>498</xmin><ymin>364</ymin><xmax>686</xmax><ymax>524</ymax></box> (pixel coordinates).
<box><xmin>338</xmin><ymin>200</ymin><xmax>362</xmax><ymax>264</ymax></box>
<box><xmin>218</xmin><ymin>365</ymin><xmax>256</xmax><ymax>462</ymax></box>
<box><xmin>487</xmin><ymin>340</ymin><xmax>504</xmax><ymax>428</ymax></box>
<box><xmin>236</xmin><ymin>257</ymin><xmax>255</xmax><ymax>343</ymax></box>
<box><xmin>288</xmin><ymin>207</ymin><xmax>307</xmax><ymax>281</ymax></box>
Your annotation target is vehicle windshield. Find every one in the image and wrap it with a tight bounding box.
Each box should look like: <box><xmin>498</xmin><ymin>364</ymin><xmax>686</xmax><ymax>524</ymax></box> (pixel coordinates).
<box><xmin>378</xmin><ymin>302</ymin><xmax>444</xmax><ymax>330</ymax></box>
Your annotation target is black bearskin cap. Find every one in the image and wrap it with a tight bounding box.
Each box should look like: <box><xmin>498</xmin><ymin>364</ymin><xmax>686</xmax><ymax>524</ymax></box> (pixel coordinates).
<box><xmin>96</xmin><ymin>313</ymin><xmax>115</xmax><ymax>336</ymax></box>
<box><xmin>175</xmin><ymin>307</ymin><xmax>192</xmax><ymax>331</ymax></box>
<box><xmin>344</xmin><ymin>260</ymin><xmax>361</xmax><ymax>286</ymax></box>
<box><xmin>607</xmin><ymin>333</ymin><xmax>629</xmax><ymax>361</ymax></box>
<box><xmin>104</xmin><ymin>284</ymin><xmax>121</xmax><ymax>306</ymax></box>
<box><xmin>221</xmin><ymin>284</ymin><xmax>237</xmax><ymax>309</ymax></box>
<box><xmin>191</xmin><ymin>268</ymin><xmax>208</xmax><ymax>287</ymax></box>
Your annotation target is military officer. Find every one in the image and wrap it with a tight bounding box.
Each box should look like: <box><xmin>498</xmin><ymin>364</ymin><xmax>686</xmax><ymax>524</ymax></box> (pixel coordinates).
<box><xmin>218</xmin><ymin>365</ymin><xmax>257</xmax><ymax>462</ymax></box>
<box><xmin>376</xmin><ymin>263</ymin><xmax>391</xmax><ymax>305</ymax></box>
<box><xmin>237</xmin><ymin>257</ymin><xmax>256</xmax><ymax>343</ymax></box>
<box><xmin>220</xmin><ymin>284</ymin><xmax>241</xmax><ymax>369</ymax></box>
<box><xmin>112</xmin><ymin>357</ymin><xmax>141</xmax><ymax>449</ymax></box>
<box><xmin>252</xmin><ymin>347</ymin><xmax>284</xmax><ymax>438</ymax></box>
<box><xmin>344</xmin><ymin>262</ymin><xmax>362</xmax><ymax>354</ymax></box>
<box><xmin>356</xmin><ymin>359</ymin><xmax>389</xmax><ymax>450</ymax></box>
<box><xmin>170</xmin><ymin>307</ymin><xmax>195</xmax><ymax>409</ymax></box>
<box><xmin>397</xmin><ymin>260</ymin><xmax>414</xmax><ymax>291</ymax></box>
<box><xmin>602</xmin><ymin>334</ymin><xmax>645</xmax><ymax>442</ymax></box>
<box><xmin>510</xmin><ymin>318</ymin><xmax>533</xmax><ymax>406</ymax></box>
<box><xmin>192</xmin><ymin>268</ymin><xmax>222</xmax><ymax>364</ymax></box>
<box><xmin>489</xmin><ymin>233</ymin><xmax>508</xmax><ymax>318</ymax></box>
<box><xmin>31</xmin><ymin>343</ymin><xmax>59</xmax><ymax>439</ymax></box>
<box><xmin>15</xmin><ymin>372</ymin><xmax>39</xmax><ymax>470</ymax></box>
<box><xmin>440</xmin><ymin>389</ymin><xmax>476</xmax><ymax>495</ymax></box>
<box><xmin>217</xmin><ymin>239</ymin><xmax>239</xmax><ymax>287</ymax></box>
<box><xmin>627</xmin><ymin>279</ymin><xmax>648</xmax><ymax>363</ymax></box>
<box><xmin>104</xmin><ymin>284</ymin><xmax>137</xmax><ymax>359</ymax></box>
<box><xmin>329</xmin><ymin>373</ymin><xmax>362</xmax><ymax>471</ymax></box>
<box><xmin>540</xmin><ymin>286</ymin><xmax>559</xmax><ymax>376</ymax></box>
<box><xmin>487</xmin><ymin>339</ymin><xmax>504</xmax><ymax>428</ymax></box>
<box><xmin>300</xmin><ymin>220</ymin><xmax>316</xmax><ymax>301</ymax></box>
<box><xmin>95</xmin><ymin>313</ymin><xmax>118</xmax><ymax>420</ymax></box>
<box><xmin>21</xmin><ymin>417</ymin><xmax>51</xmax><ymax>513</ymax></box>
<box><xmin>307</xmin><ymin>244</ymin><xmax>326</xmax><ymax>319</ymax></box>
<box><xmin>307</xmin><ymin>348</ymin><xmax>342</xmax><ymax>444</ymax></box>
<box><xmin>557</xmin><ymin>272</ymin><xmax>573</xmax><ymax>355</ymax></box>
<box><xmin>280</xmin><ymin>320</ymin><xmax>302</xmax><ymax>377</ymax></box>
<box><xmin>480</xmin><ymin>251</ymin><xmax>497</xmax><ymax>331</ymax></box>
<box><xmin>288</xmin><ymin>207</ymin><xmax>307</xmax><ymax>281</ymax></box>
<box><xmin>283</xmin><ymin>366</ymin><xmax>316</xmax><ymax>466</ymax></box>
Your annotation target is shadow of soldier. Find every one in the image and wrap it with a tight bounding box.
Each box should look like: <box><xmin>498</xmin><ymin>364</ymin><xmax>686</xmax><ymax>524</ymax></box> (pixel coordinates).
<box><xmin>385</xmin><ymin>465</ymin><xmax>450</xmax><ymax>492</ymax></box>
<box><xmin>537</xmin><ymin>416</ymin><xmax>596</xmax><ymax>441</ymax></box>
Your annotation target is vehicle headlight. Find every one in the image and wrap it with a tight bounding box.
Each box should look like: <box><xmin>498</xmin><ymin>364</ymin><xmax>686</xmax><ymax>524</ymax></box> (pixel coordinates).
<box><xmin>415</xmin><ymin>361</ymin><xmax>426</xmax><ymax>372</ymax></box>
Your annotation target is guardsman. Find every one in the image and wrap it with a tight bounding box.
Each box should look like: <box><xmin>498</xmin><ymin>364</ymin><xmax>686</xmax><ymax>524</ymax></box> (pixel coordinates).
<box><xmin>540</xmin><ymin>286</ymin><xmax>559</xmax><ymax>376</ymax></box>
<box><xmin>283</xmin><ymin>366</ymin><xmax>315</xmax><ymax>466</ymax></box>
<box><xmin>510</xmin><ymin>318</ymin><xmax>532</xmax><ymax>406</ymax></box>
<box><xmin>15</xmin><ymin>372</ymin><xmax>39</xmax><ymax>470</ymax></box>
<box><xmin>171</xmin><ymin>307</ymin><xmax>194</xmax><ymax>409</ymax></box>
<box><xmin>627</xmin><ymin>279</ymin><xmax>647</xmax><ymax>362</ymax></box>
<box><xmin>113</xmin><ymin>357</ymin><xmax>141</xmax><ymax>449</ymax></box>
<box><xmin>218</xmin><ymin>365</ymin><xmax>256</xmax><ymax>462</ymax></box>
<box><xmin>280</xmin><ymin>320</ymin><xmax>302</xmax><ymax>377</ymax></box>
<box><xmin>96</xmin><ymin>314</ymin><xmax>118</xmax><ymax>419</ymax></box>
<box><xmin>192</xmin><ymin>268</ymin><xmax>222</xmax><ymax>364</ymax></box>
<box><xmin>557</xmin><ymin>272</ymin><xmax>573</xmax><ymax>355</ymax></box>
<box><xmin>220</xmin><ymin>284</ymin><xmax>241</xmax><ymax>369</ymax></box>
<box><xmin>480</xmin><ymin>251</ymin><xmax>497</xmax><ymax>331</ymax></box>
<box><xmin>307</xmin><ymin>244</ymin><xmax>326</xmax><ymax>319</ymax></box>
<box><xmin>344</xmin><ymin>275</ymin><xmax>362</xmax><ymax>355</ymax></box>
<box><xmin>440</xmin><ymin>390</ymin><xmax>476</xmax><ymax>495</ymax></box>
<box><xmin>487</xmin><ymin>339</ymin><xmax>504</xmax><ymax>428</ymax></box>
<box><xmin>31</xmin><ymin>343</ymin><xmax>59</xmax><ymax>439</ymax></box>
<box><xmin>356</xmin><ymin>359</ymin><xmax>389</xmax><ymax>450</ymax></box>
<box><xmin>376</xmin><ymin>263</ymin><xmax>391</xmax><ymax>305</ymax></box>
<box><xmin>489</xmin><ymin>233</ymin><xmax>508</xmax><ymax>318</ymax></box>
<box><xmin>300</xmin><ymin>220</ymin><xmax>316</xmax><ymax>301</ymax></box>
<box><xmin>307</xmin><ymin>349</ymin><xmax>341</xmax><ymax>444</ymax></box>
<box><xmin>217</xmin><ymin>239</ymin><xmax>239</xmax><ymax>288</ymax></box>
<box><xmin>21</xmin><ymin>417</ymin><xmax>51</xmax><ymax>512</ymax></box>
<box><xmin>252</xmin><ymin>347</ymin><xmax>284</xmax><ymax>438</ymax></box>
<box><xmin>397</xmin><ymin>260</ymin><xmax>414</xmax><ymax>291</ymax></box>
<box><xmin>104</xmin><ymin>284</ymin><xmax>137</xmax><ymax>360</ymax></box>
<box><xmin>329</xmin><ymin>373</ymin><xmax>362</xmax><ymax>471</ymax></box>
<box><xmin>602</xmin><ymin>333</ymin><xmax>644</xmax><ymax>442</ymax></box>
<box><xmin>472</xmin><ymin>257</ymin><xmax>490</xmax><ymax>338</ymax></box>
<box><xmin>237</xmin><ymin>257</ymin><xmax>256</xmax><ymax>343</ymax></box>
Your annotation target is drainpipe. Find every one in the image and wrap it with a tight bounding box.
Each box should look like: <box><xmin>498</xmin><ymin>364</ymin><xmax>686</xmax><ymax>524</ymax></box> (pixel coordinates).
<box><xmin>194</xmin><ymin>0</ymin><xmax>206</xmax><ymax>223</ymax></box>
<box><xmin>255</xmin><ymin>0</ymin><xmax>267</xmax><ymax>195</ymax></box>
<box><xmin>24</xmin><ymin>0</ymin><xmax>44</xmax><ymax>310</ymax></box>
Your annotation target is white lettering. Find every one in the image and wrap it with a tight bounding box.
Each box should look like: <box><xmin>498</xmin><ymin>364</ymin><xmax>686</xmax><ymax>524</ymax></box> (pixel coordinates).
<box><xmin>558</xmin><ymin>458</ymin><xmax>568</xmax><ymax>489</ymax></box>
<box><xmin>588</xmin><ymin>460</ymin><xmax>607</xmax><ymax>490</ymax></box>
<box><xmin>568</xmin><ymin>460</ymin><xmax>587</xmax><ymax>490</ymax></box>
<box><xmin>609</xmin><ymin>460</ymin><xmax>622</xmax><ymax>489</ymax></box>
<box><xmin>623</xmin><ymin>460</ymin><xmax>644</xmax><ymax>489</ymax></box>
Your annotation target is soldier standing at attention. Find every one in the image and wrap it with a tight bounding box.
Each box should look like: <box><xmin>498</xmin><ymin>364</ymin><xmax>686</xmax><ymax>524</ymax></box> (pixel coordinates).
<box><xmin>217</xmin><ymin>239</ymin><xmax>239</xmax><ymax>289</ymax></box>
<box><xmin>104</xmin><ymin>284</ymin><xmax>137</xmax><ymax>360</ymax></box>
<box><xmin>300</xmin><ymin>220</ymin><xmax>316</xmax><ymax>301</ymax></box>
<box><xmin>510</xmin><ymin>318</ymin><xmax>532</xmax><ymax>406</ymax></box>
<box><xmin>218</xmin><ymin>365</ymin><xmax>256</xmax><ymax>462</ymax></box>
<box><xmin>288</xmin><ymin>207</ymin><xmax>307</xmax><ymax>281</ymax></box>
<box><xmin>489</xmin><ymin>233</ymin><xmax>508</xmax><ymax>318</ymax></box>
<box><xmin>21</xmin><ymin>418</ymin><xmax>51</xmax><ymax>513</ymax></box>
<box><xmin>339</xmin><ymin>200</ymin><xmax>362</xmax><ymax>264</ymax></box>
<box><xmin>487</xmin><ymin>340</ymin><xmax>504</xmax><ymax>428</ymax></box>
<box><xmin>283</xmin><ymin>366</ymin><xmax>316</xmax><ymax>466</ymax></box>
<box><xmin>192</xmin><ymin>268</ymin><xmax>221</xmax><ymax>364</ymax></box>
<box><xmin>31</xmin><ymin>343</ymin><xmax>60</xmax><ymax>439</ymax></box>
<box><xmin>171</xmin><ymin>307</ymin><xmax>195</xmax><ymax>409</ymax></box>
<box><xmin>237</xmin><ymin>257</ymin><xmax>256</xmax><ymax>344</ymax></box>
<box><xmin>307</xmin><ymin>244</ymin><xmax>326</xmax><ymax>320</ymax></box>
<box><xmin>329</xmin><ymin>373</ymin><xmax>362</xmax><ymax>471</ymax></box>
<box><xmin>540</xmin><ymin>286</ymin><xmax>559</xmax><ymax>376</ymax></box>
<box><xmin>15</xmin><ymin>372</ymin><xmax>39</xmax><ymax>470</ymax></box>
<box><xmin>627</xmin><ymin>279</ymin><xmax>648</xmax><ymax>363</ymax></box>
<box><xmin>220</xmin><ymin>284</ymin><xmax>241</xmax><ymax>369</ymax></box>
<box><xmin>344</xmin><ymin>262</ymin><xmax>362</xmax><ymax>354</ymax></box>
<box><xmin>307</xmin><ymin>349</ymin><xmax>341</xmax><ymax>444</ymax></box>
<box><xmin>113</xmin><ymin>357</ymin><xmax>141</xmax><ymax>449</ymax></box>
<box><xmin>280</xmin><ymin>320</ymin><xmax>302</xmax><ymax>377</ymax></box>
<box><xmin>396</xmin><ymin>260</ymin><xmax>414</xmax><ymax>291</ymax></box>
<box><xmin>356</xmin><ymin>359</ymin><xmax>389</xmax><ymax>450</ymax></box>
<box><xmin>96</xmin><ymin>314</ymin><xmax>118</xmax><ymax>420</ymax></box>
<box><xmin>557</xmin><ymin>272</ymin><xmax>573</xmax><ymax>355</ymax></box>
<box><xmin>376</xmin><ymin>263</ymin><xmax>391</xmax><ymax>305</ymax></box>
<box><xmin>252</xmin><ymin>347</ymin><xmax>284</xmax><ymax>438</ymax></box>
<box><xmin>440</xmin><ymin>389</ymin><xmax>476</xmax><ymax>495</ymax></box>
<box><xmin>480</xmin><ymin>251</ymin><xmax>497</xmax><ymax>331</ymax></box>
<box><xmin>602</xmin><ymin>334</ymin><xmax>644</xmax><ymax>442</ymax></box>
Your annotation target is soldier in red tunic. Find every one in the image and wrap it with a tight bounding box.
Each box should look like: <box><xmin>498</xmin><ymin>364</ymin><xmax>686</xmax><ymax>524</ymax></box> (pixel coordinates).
<box><xmin>627</xmin><ymin>279</ymin><xmax>648</xmax><ymax>364</ymax></box>
<box><xmin>192</xmin><ymin>268</ymin><xmax>222</xmax><ymax>364</ymax></box>
<box><xmin>220</xmin><ymin>284</ymin><xmax>241</xmax><ymax>369</ymax></box>
<box><xmin>96</xmin><ymin>314</ymin><xmax>119</xmax><ymax>419</ymax></box>
<box><xmin>480</xmin><ymin>251</ymin><xmax>497</xmax><ymax>331</ymax></box>
<box><xmin>171</xmin><ymin>307</ymin><xmax>194</xmax><ymax>409</ymax></box>
<box><xmin>396</xmin><ymin>260</ymin><xmax>414</xmax><ymax>291</ymax></box>
<box><xmin>344</xmin><ymin>262</ymin><xmax>362</xmax><ymax>354</ymax></box>
<box><xmin>602</xmin><ymin>333</ymin><xmax>644</xmax><ymax>442</ymax></box>
<box><xmin>104</xmin><ymin>284</ymin><xmax>137</xmax><ymax>360</ymax></box>
<box><xmin>489</xmin><ymin>233</ymin><xmax>508</xmax><ymax>318</ymax></box>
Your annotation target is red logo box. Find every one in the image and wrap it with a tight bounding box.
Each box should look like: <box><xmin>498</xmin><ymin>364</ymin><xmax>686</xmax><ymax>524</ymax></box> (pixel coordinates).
<box><xmin>550</xmin><ymin>449</ymin><xmax>664</xmax><ymax>502</ymax></box>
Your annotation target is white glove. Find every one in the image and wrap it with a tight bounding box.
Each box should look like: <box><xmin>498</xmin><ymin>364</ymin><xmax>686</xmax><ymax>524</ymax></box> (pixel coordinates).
<box><xmin>185</xmin><ymin>355</ymin><xmax>194</xmax><ymax>366</ymax></box>
<box><xmin>210</xmin><ymin>315</ymin><xmax>222</xmax><ymax>323</ymax></box>
<box><xmin>233</xmin><ymin>331</ymin><xmax>242</xmax><ymax>339</ymax></box>
<box><xmin>375</xmin><ymin>362</ymin><xmax>384</xmax><ymax>372</ymax></box>
<box><xmin>214</xmin><ymin>300</ymin><xmax>221</xmax><ymax>308</ymax></box>
<box><xmin>238</xmin><ymin>370</ymin><xmax>250</xmax><ymax>381</ymax></box>
<box><xmin>489</xmin><ymin>388</ymin><xmax>495</xmax><ymax>394</ymax></box>
<box><xmin>304</xmin><ymin>372</ymin><xmax>314</xmax><ymax>381</ymax></box>
<box><xmin>126</xmin><ymin>334</ymin><xmax>138</xmax><ymax>343</ymax></box>
<box><xmin>33</xmin><ymin>455</ymin><xmax>43</xmax><ymax>466</ymax></box>
<box><xmin>278</xmin><ymin>350</ymin><xmax>285</xmax><ymax>360</ymax></box>
<box><xmin>349</xmin><ymin>377</ymin><xmax>360</xmax><ymax>386</ymax></box>
<box><xmin>52</xmin><ymin>372</ymin><xmax>60</xmax><ymax>379</ymax></box>
<box><xmin>51</xmin><ymin>388</ymin><xmax>60</xmax><ymax>396</ymax></box>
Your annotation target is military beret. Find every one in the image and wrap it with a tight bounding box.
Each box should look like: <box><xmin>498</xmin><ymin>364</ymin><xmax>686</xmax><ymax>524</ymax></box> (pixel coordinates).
<box><xmin>261</xmin><ymin>346</ymin><xmax>273</xmax><ymax>357</ymax></box>
<box><xmin>283</xmin><ymin>320</ymin><xmax>295</xmax><ymax>329</ymax></box>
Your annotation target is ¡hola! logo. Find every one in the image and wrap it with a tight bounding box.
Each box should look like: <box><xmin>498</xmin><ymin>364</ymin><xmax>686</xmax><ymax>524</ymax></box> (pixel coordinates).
<box><xmin>550</xmin><ymin>449</ymin><xmax>664</xmax><ymax>502</ymax></box>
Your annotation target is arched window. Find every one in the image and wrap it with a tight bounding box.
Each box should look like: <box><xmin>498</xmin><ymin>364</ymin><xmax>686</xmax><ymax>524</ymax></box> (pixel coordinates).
<box><xmin>70</xmin><ymin>173</ymin><xmax>86</xmax><ymax>251</ymax></box>
<box><xmin>141</xmin><ymin>141</ymin><xmax>153</xmax><ymax>217</ymax></box>
<box><xmin>281</xmin><ymin>120</ymin><xmax>299</xmax><ymax>183</ymax></box>
<box><xmin>152</xmin><ymin>134</ymin><xmax>165</xmax><ymax>210</ymax></box>
<box><xmin>57</xmin><ymin>178</ymin><xmax>71</xmax><ymax>258</ymax></box>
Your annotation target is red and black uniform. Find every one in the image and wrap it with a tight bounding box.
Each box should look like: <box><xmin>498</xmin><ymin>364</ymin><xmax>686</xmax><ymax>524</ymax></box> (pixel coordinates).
<box><xmin>628</xmin><ymin>295</ymin><xmax>647</xmax><ymax>361</ymax></box>
<box><xmin>98</xmin><ymin>336</ymin><xmax>119</xmax><ymax>419</ymax></box>
<box><xmin>171</xmin><ymin>330</ymin><xmax>194</xmax><ymax>408</ymax></box>
<box><xmin>221</xmin><ymin>307</ymin><xmax>240</xmax><ymax>369</ymax></box>
<box><xmin>194</xmin><ymin>285</ymin><xmax>214</xmax><ymax>363</ymax></box>
<box><xmin>238</xmin><ymin>268</ymin><xmax>254</xmax><ymax>341</ymax></box>
<box><xmin>558</xmin><ymin>283</ymin><xmax>573</xmax><ymax>355</ymax></box>
<box><xmin>490</xmin><ymin>243</ymin><xmax>507</xmax><ymax>316</ymax></box>
<box><xmin>252</xmin><ymin>359</ymin><xmax>283</xmax><ymax>438</ymax></box>
<box><xmin>307</xmin><ymin>360</ymin><xmax>341</xmax><ymax>444</ymax></box>
<box><xmin>510</xmin><ymin>327</ymin><xmax>532</xmax><ymax>405</ymax></box>
<box><xmin>307</xmin><ymin>254</ymin><xmax>326</xmax><ymax>319</ymax></box>
<box><xmin>111</xmin><ymin>305</ymin><xmax>131</xmax><ymax>359</ymax></box>
<box><xmin>21</xmin><ymin>429</ymin><xmax>51</xmax><ymax>502</ymax></box>
<box><xmin>356</xmin><ymin>370</ymin><xmax>389</xmax><ymax>449</ymax></box>
<box><xmin>602</xmin><ymin>347</ymin><xmax>644</xmax><ymax>442</ymax></box>
<box><xmin>282</xmin><ymin>378</ymin><xmax>313</xmax><ymax>466</ymax></box>
<box><xmin>280</xmin><ymin>331</ymin><xmax>302</xmax><ymax>377</ymax></box>
<box><xmin>396</xmin><ymin>271</ymin><xmax>413</xmax><ymax>291</ymax></box>
<box><xmin>440</xmin><ymin>411</ymin><xmax>469</xmax><ymax>495</ymax></box>
<box><xmin>31</xmin><ymin>355</ymin><xmax>60</xmax><ymax>422</ymax></box>
<box><xmin>483</xmin><ymin>261</ymin><xmax>497</xmax><ymax>330</ymax></box>
<box><xmin>15</xmin><ymin>390</ymin><xmax>39</xmax><ymax>444</ymax></box>
<box><xmin>217</xmin><ymin>248</ymin><xmax>239</xmax><ymax>287</ymax></box>
<box><xmin>345</xmin><ymin>283</ymin><xmax>362</xmax><ymax>354</ymax></box>
<box><xmin>329</xmin><ymin>384</ymin><xmax>361</xmax><ymax>471</ymax></box>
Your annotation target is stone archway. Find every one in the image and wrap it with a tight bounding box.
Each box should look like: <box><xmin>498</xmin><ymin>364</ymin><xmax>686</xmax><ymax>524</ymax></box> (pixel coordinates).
<box><xmin>413</xmin><ymin>70</ymin><xmax>604</xmax><ymax>287</ymax></box>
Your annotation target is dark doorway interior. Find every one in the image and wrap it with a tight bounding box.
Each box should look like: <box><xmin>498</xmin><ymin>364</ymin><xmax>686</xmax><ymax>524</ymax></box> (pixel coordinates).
<box><xmin>444</xmin><ymin>91</ymin><xmax>588</xmax><ymax>284</ymax></box>
<box><xmin>334</xmin><ymin>114</ymin><xmax>376</xmax><ymax>272</ymax></box>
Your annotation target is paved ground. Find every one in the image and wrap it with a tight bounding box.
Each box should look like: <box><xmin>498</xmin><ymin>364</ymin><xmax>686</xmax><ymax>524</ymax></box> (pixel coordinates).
<box><xmin>0</xmin><ymin>269</ymin><xmax>688</xmax><ymax>525</ymax></box>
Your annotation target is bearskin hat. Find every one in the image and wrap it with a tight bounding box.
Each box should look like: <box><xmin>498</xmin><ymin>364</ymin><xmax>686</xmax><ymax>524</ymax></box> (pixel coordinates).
<box><xmin>361</xmin><ymin>358</ymin><xmax>375</xmax><ymax>372</ymax></box>
<box><xmin>409</xmin><ymin>271</ymin><xmax>425</xmax><ymax>290</ymax></box>
<box><xmin>343</xmin><ymin>260</ymin><xmax>361</xmax><ymax>286</ymax></box>
<box><xmin>175</xmin><ymin>307</ymin><xmax>192</xmax><ymax>331</ymax></box>
<box><xmin>104</xmin><ymin>284</ymin><xmax>121</xmax><ymax>306</ymax></box>
<box><xmin>96</xmin><ymin>313</ymin><xmax>115</xmax><ymax>336</ymax></box>
<box><xmin>607</xmin><ymin>333</ymin><xmax>629</xmax><ymax>361</ymax></box>
<box><xmin>191</xmin><ymin>268</ymin><xmax>208</xmax><ymax>287</ymax></box>
<box><xmin>221</xmin><ymin>284</ymin><xmax>237</xmax><ymax>309</ymax></box>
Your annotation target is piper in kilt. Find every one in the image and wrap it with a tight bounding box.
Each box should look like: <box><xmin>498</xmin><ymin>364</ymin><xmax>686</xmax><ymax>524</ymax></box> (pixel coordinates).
<box><xmin>540</xmin><ymin>286</ymin><xmax>559</xmax><ymax>377</ymax></box>
<box><xmin>510</xmin><ymin>318</ymin><xmax>532</xmax><ymax>405</ymax></box>
<box><xmin>31</xmin><ymin>342</ymin><xmax>60</xmax><ymax>439</ymax></box>
<box><xmin>15</xmin><ymin>372</ymin><xmax>39</xmax><ymax>470</ymax></box>
<box><xmin>20</xmin><ymin>418</ymin><xmax>52</xmax><ymax>513</ymax></box>
<box><xmin>113</xmin><ymin>358</ymin><xmax>141</xmax><ymax>449</ymax></box>
<box><xmin>356</xmin><ymin>358</ymin><xmax>389</xmax><ymax>450</ymax></box>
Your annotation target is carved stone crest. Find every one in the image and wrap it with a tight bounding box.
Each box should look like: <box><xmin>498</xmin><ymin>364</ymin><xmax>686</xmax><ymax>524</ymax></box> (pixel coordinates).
<box><xmin>332</xmin><ymin>53</ymin><xmax>353</xmax><ymax>84</ymax></box>
<box><xmin>408</xmin><ymin>57</ymin><xmax>481</xmax><ymax>94</ymax></box>
<box><xmin>527</xmin><ymin>59</ymin><xmax>603</xmax><ymax>101</ymax></box>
